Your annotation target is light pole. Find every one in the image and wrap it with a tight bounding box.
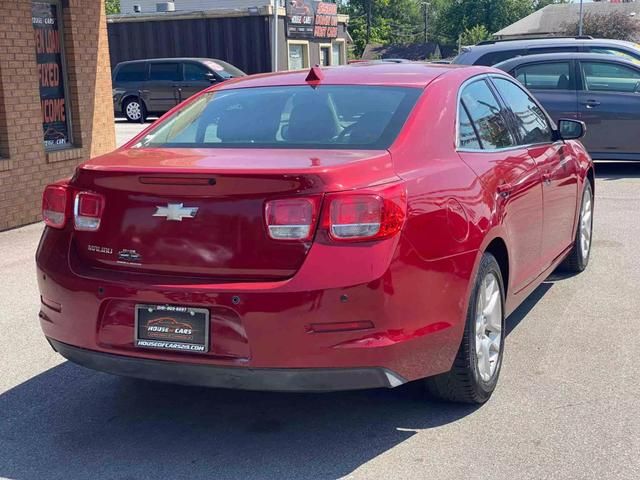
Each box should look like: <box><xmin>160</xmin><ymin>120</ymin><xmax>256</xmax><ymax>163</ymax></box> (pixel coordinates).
<box><xmin>272</xmin><ymin>0</ymin><xmax>279</xmax><ymax>72</ymax></box>
<box><xmin>578</xmin><ymin>0</ymin><xmax>584</xmax><ymax>36</ymax></box>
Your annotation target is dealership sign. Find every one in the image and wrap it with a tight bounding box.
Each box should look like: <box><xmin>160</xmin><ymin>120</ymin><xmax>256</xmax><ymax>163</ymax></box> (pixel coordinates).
<box><xmin>33</xmin><ymin>1</ymin><xmax>71</xmax><ymax>149</ymax></box>
<box><xmin>286</xmin><ymin>1</ymin><xmax>338</xmax><ymax>39</ymax></box>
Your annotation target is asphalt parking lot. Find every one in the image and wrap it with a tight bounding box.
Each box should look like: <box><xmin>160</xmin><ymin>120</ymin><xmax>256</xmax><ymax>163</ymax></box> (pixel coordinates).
<box><xmin>0</xmin><ymin>122</ymin><xmax>638</xmax><ymax>480</ymax></box>
<box><xmin>115</xmin><ymin>118</ymin><xmax>153</xmax><ymax>147</ymax></box>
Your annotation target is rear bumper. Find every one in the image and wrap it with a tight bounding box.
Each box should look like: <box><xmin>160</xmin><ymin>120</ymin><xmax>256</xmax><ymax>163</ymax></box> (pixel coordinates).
<box><xmin>49</xmin><ymin>338</ymin><xmax>407</xmax><ymax>392</ymax></box>
<box><xmin>37</xmin><ymin>227</ymin><xmax>477</xmax><ymax>384</ymax></box>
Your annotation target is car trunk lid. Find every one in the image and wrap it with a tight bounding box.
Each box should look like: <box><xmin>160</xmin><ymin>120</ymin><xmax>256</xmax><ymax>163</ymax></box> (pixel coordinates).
<box><xmin>70</xmin><ymin>148</ymin><xmax>398</xmax><ymax>280</ymax></box>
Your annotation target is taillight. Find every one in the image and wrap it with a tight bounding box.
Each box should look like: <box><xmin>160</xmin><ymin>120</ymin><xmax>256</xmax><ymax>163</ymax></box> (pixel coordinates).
<box><xmin>324</xmin><ymin>184</ymin><xmax>407</xmax><ymax>242</ymax></box>
<box><xmin>265</xmin><ymin>197</ymin><xmax>320</xmax><ymax>241</ymax></box>
<box><xmin>74</xmin><ymin>191</ymin><xmax>105</xmax><ymax>231</ymax></box>
<box><xmin>42</xmin><ymin>185</ymin><xmax>68</xmax><ymax>229</ymax></box>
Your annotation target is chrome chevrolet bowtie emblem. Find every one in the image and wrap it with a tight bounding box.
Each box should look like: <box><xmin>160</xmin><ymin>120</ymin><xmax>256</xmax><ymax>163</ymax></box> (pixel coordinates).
<box><xmin>153</xmin><ymin>203</ymin><xmax>199</xmax><ymax>221</ymax></box>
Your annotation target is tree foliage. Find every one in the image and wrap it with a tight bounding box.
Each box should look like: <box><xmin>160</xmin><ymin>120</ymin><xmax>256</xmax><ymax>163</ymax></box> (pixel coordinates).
<box><xmin>106</xmin><ymin>0</ymin><xmax>120</xmax><ymax>15</ymax></box>
<box><xmin>460</xmin><ymin>25</ymin><xmax>492</xmax><ymax>47</ymax></box>
<box><xmin>432</xmin><ymin>0</ymin><xmax>536</xmax><ymax>44</ymax></box>
<box><xmin>343</xmin><ymin>0</ymin><xmax>570</xmax><ymax>56</ymax></box>
<box><xmin>562</xmin><ymin>11</ymin><xmax>640</xmax><ymax>42</ymax></box>
<box><xmin>342</xmin><ymin>0</ymin><xmax>424</xmax><ymax>56</ymax></box>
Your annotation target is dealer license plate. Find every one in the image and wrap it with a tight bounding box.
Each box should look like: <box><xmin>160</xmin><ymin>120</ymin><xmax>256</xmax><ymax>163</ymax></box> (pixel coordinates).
<box><xmin>135</xmin><ymin>304</ymin><xmax>209</xmax><ymax>354</ymax></box>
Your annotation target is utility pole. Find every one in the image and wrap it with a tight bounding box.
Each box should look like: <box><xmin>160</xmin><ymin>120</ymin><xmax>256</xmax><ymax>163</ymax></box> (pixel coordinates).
<box><xmin>423</xmin><ymin>2</ymin><xmax>430</xmax><ymax>44</ymax></box>
<box><xmin>578</xmin><ymin>0</ymin><xmax>584</xmax><ymax>36</ymax></box>
<box><xmin>272</xmin><ymin>0</ymin><xmax>279</xmax><ymax>72</ymax></box>
<box><xmin>366</xmin><ymin>0</ymin><xmax>372</xmax><ymax>45</ymax></box>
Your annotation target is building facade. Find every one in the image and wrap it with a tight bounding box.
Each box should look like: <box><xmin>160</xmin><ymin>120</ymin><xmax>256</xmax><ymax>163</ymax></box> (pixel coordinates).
<box><xmin>120</xmin><ymin>0</ymin><xmax>273</xmax><ymax>14</ymax></box>
<box><xmin>0</xmin><ymin>0</ymin><xmax>115</xmax><ymax>231</ymax></box>
<box><xmin>108</xmin><ymin>2</ymin><xmax>350</xmax><ymax>74</ymax></box>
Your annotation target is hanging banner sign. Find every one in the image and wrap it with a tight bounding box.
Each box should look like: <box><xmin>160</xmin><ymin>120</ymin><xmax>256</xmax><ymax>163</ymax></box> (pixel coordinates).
<box><xmin>286</xmin><ymin>1</ymin><xmax>339</xmax><ymax>39</ymax></box>
<box><xmin>33</xmin><ymin>1</ymin><xmax>71</xmax><ymax>148</ymax></box>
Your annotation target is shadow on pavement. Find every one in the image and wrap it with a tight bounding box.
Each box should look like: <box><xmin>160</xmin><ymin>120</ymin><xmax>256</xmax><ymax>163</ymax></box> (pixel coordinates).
<box><xmin>0</xmin><ymin>361</ymin><xmax>477</xmax><ymax>480</ymax></box>
<box><xmin>506</xmin><ymin>281</ymin><xmax>553</xmax><ymax>336</ymax></box>
<box><xmin>0</xmin><ymin>273</ymin><xmax>565</xmax><ymax>480</ymax></box>
<box><xmin>594</xmin><ymin>161</ymin><xmax>640</xmax><ymax>180</ymax></box>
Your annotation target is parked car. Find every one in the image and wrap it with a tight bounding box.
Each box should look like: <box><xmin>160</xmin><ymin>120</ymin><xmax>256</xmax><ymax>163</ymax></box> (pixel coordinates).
<box><xmin>495</xmin><ymin>52</ymin><xmax>640</xmax><ymax>161</ymax></box>
<box><xmin>453</xmin><ymin>36</ymin><xmax>640</xmax><ymax>66</ymax></box>
<box><xmin>112</xmin><ymin>58</ymin><xmax>246</xmax><ymax>122</ymax></box>
<box><xmin>38</xmin><ymin>63</ymin><xmax>594</xmax><ymax>404</ymax></box>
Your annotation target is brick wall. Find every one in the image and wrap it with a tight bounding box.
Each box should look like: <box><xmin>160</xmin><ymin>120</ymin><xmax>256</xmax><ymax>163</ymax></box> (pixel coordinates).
<box><xmin>0</xmin><ymin>0</ymin><xmax>115</xmax><ymax>231</ymax></box>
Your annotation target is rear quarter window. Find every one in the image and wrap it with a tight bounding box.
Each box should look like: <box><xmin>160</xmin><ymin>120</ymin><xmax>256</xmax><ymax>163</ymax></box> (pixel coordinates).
<box><xmin>115</xmin><ymin>63</ymin><xmax>148</xmax><ymax>82</ymax></box>
<box><xmin>459</xmin><ymin>79</ymin><xmax>516</xmax><ymax>149</ymax></box>
<box><xmin>476</xmin><ymin>49</ymin><xmax>525</xmax><ymax>66</ymax></box>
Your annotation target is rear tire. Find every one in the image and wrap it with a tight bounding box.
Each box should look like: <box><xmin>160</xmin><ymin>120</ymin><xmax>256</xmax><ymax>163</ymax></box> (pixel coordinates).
<box><xmin>560</xmin><ymin>182</ymin><xmax>593</xmax><ymax>273</ymax></box>
<box><xmin>425</xmin><ymin>253</ymin><xmax>505</xmax><ymax>404</ymax></box>
<box><xmin>124</xmin><ymin>97</ymin><xmax>146</xmax><ymax>123</ymax></box>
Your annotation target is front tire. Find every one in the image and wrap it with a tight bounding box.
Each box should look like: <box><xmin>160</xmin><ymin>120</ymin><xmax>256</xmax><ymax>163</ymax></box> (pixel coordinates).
<box><xmin>561</xmin><ymin>181</ymin><xmax>593</xmax><ymax>273</ymax></box>
<box><xmin>123</xmin><ymin>97</ymin><xmax>146</xmax><ymax>123</ymax></box>
<box><xmin>425</xmin><ymin>253</ymin><xmax>505</xmax><ymax>404</ymax></box>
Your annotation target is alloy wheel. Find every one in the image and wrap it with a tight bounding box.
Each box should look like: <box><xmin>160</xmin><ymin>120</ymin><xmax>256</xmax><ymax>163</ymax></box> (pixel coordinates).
<box><xmin>580</xmin><ymin>187</ymin><xmax>593</xmax><ymax>260</ymax></box>
<box><xmin>475</xmin><ymin>272</ymin><xmax>502</xmax><ymax>382</ymax></box>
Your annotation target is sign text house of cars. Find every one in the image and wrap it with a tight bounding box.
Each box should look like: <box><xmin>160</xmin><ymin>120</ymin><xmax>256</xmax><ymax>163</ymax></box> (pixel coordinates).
<box><xmin>286</xmin><ymin>1</ymin><xmax>338</xmax><ymax>39</ymax></box>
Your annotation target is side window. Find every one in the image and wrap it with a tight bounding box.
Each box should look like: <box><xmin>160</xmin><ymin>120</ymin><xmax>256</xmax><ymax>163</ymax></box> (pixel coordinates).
<box><xmin>514</xmin><ymin>62</ymin><xmax>573</xmax><ymax>91</ymax></box>
<box><xmin>115</xmin><ymin>63</ymin><xmax>147</xmax><ymax>82</ymax></box>
<box><xmin>581</xmin><ymin>61</ymin><xmax>640</xmax><ymax>93</ymax></box>
<box><xmin>588</xmin><ymin>47</ymin><xmax>640</xmax><ymax>63</ymax></box>
<box><xmin>528</xmin><ymin>46</ymin><xmax>578</xmax><ymax>55</ymax></box>
<box><xmin>149</xmin><ymin>62</ymin><xmax>181</xmax><ymax>82</ymax></box>
<box><xmin>460</xmin><ymin>79</ymin><xmax>515</xmax><ymax>149</ymax></box>
<box><xmin>492</xmin><ymin>77</ymin><xmax>553</xmax><ymax>145</ymax></box>
<box><xmin>184</xmin><ymin>63</ymin><xmax>211</xmax><ymax>82</ymax></box>
<box><xmin>476</xmin><ymin>49</ymin><xmax>524</xmax><ymax>66</ymax></box>
<box><xmin>458</xmin><ymin>104</ymin><xmax>482</xmax><ymax>149</ymax></box>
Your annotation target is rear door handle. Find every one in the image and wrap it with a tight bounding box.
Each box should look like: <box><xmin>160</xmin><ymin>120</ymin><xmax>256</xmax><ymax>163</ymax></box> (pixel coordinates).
<box><xmin>497</xmin><ymin>183</ymin><xmax>512</xmax><ymax>197</ymax></box>
<box><xmin>581</xmin><ymin>100</ymin><xmax>601</xmax><ymax>109</ymax></box>
<box><xmin>542</xmin><ymin>173</ymin><xmax>551</xmax><ymax>185</ymax></box>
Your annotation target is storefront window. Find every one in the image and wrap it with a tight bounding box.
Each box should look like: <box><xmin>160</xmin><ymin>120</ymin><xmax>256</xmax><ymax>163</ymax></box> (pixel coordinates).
<box><xmin>332</xmin><ymin>41</ymin><xmax>346</xmax><ymax>66</ymax></box>
<box><xmin>320</xmin><ymin>45</ymin><xmax>331</xmax><ymax>66</ymax></box>
<box><xmin>288</xmin><ymin>42</ymin><xmax>309</xmax><ymax>70</ymax></box>
<box><xmin>33</xmin><ymin>0</ymin><xmax>72</xmax><ymax>150</ymax></box>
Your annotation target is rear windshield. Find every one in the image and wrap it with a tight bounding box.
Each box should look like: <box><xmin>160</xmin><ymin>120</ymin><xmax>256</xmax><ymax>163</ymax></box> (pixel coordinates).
<box><xmin>134</xmin><ymin>85</ymin><xmax>421</xmax><ymax>150</ymax></box>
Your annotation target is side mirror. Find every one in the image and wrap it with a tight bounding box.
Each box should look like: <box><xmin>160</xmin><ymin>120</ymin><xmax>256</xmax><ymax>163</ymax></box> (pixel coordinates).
<box><xmin>205</xmin><ymin>72</ymin><xmax>217</xmax><ymax>83</ymax></box>
<box><xmin>557</xmin><ymin>119</ymin><xmax>586</xmax><ymax>140</ymax></box>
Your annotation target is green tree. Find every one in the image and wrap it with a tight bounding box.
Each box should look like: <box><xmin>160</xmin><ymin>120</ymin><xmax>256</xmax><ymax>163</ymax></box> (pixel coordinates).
<box><xmin>343</xmin><ymin>0</ymin><xmax>558</xmax><ymax>57</ymax></box>
<box><xmin>106</xmin><ymin>0</ymin><xmax>120</xmax><ymax>15</ymax></box>
<box><xmin>342</xmin><ymin>0</ymin><xmax>423</xmax><ymax>56</ymax></box>
<box><xmin>431</xmin><ymin>0</ymin><xmax>534</xmax><ymax>44</ymax></box>
<box><xmin>460</xmin><ymin>25</ymin><xmax>492</xmax><ymax>46</ymax></box>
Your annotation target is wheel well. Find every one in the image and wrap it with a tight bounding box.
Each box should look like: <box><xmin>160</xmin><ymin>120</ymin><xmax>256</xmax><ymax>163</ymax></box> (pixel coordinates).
<box><xmin>122</xmin><ymin>94</ymin><xmax>145</xmax><ymax>109</ymax></box>
<box><xmin>485</xmin><ymin>238</ymin><xmax>509</xmax><ymax>295</ymax></box>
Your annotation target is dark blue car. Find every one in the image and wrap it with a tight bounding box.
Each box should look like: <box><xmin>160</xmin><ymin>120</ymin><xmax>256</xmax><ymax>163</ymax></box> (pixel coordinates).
<box><xmin>496</xmin><ymin>53</ymin><xmax>640</xmax><ymax>161</ymax></box>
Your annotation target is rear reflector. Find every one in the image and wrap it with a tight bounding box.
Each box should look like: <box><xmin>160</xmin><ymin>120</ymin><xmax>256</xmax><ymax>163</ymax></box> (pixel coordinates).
<box><xmin>42</xmin><ymin>185</ymin><xmax>68</xmax><ymax>229</ymax></box>
<box><xmin>40</xmin><ymin>295</ymin><xmax>62</xmax><ymax>312</ymax></box>
<box><xmin>265</xmin><ymin>197</ymin><xmax>320</xmax><ymax>241</ymax></box>
<box><xmin>74</xmin><ymin>191</ymin><xmax>105</xmax><ymax>231</ymax></box>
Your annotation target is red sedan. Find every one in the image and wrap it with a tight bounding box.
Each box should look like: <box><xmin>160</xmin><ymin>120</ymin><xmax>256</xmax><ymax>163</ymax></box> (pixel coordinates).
<box><xmin>37</xmin><ymin>63</ymin><xmax>594</xmax><ymax>403</ymax></box>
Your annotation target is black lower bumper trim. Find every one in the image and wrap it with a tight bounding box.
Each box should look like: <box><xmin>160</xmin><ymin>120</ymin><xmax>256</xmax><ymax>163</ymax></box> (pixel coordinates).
<box><xmin>48</xmin><ymin>339</ymin><xmax>407</xmax><ymax>392</ymax></box>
